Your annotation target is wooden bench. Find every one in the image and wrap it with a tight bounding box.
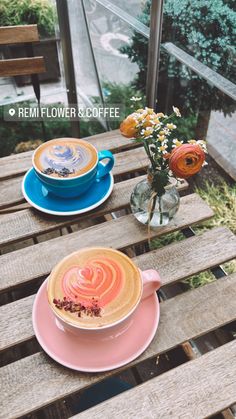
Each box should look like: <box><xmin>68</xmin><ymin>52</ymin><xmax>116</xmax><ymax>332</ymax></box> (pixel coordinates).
<box><xmin>0</xmin><ymin>25</ymin><xmax>45</xmax><ymax>77</ymax></box>
<box><xmin>0</xmin><ymin>130</ymin><xmax>236</xmax><ymax>418</ymax></box>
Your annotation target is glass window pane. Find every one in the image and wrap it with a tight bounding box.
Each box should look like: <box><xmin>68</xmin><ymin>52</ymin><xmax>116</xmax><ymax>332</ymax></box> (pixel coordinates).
<box><xmin>68</xmin><ymin>0</ymin><xmax>149</xmax><ymax>132</ymax></box>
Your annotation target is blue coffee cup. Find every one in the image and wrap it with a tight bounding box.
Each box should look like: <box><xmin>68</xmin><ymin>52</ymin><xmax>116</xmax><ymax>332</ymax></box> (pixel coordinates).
<box><xmin>32</xmin><ymin>139</ymin><xmax>115</xmax><ymax>198</ymax></box>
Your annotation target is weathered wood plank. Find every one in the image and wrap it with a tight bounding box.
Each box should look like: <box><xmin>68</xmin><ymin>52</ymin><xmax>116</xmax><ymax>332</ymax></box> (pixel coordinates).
<box><xmin>1</xmin><ymin>274</ymin><xmax>236</xmax><ymax>417</ymax></box>
<box><xmin>0</xmin><ymin>176</ymin><xmax>187</xmax><ymax>247</ymax></box>
<box><xmin>0</xmin><ymin>194</ymin><xmax>213</xmax><ymax>293</ymax></box>
<box><xmin>0</xmin><ymin>147</ymin><xmax>149</xmax><ymax>209</ymax></box>
<box><xmin>0</xmin><ymin>130</ymin><xmax>137</xmax><ymax>181</ymax></box>
<box><xmin>0</xmin><ymin>203</ymin><xmax>31</xmax><ymax>214</ymax></box>
<box><xmin>73</xmin><ymin>340</ymin><xmax>236</xmax><ymax>419</ymax></box>
<box><xmin>0</xmin><ymin>25</ymin><xmax>39</xmax><ymax>45</ymax></box>
<box><xmin>133</xmin><ymin>226</ymin><xmax>236</xmax><ymax>284</ymax></box>
<box><xmin>1</xmin><ymin>227</ymin><xmax>235</xmax><ymax>351</ymax></box>
<box><xmin>0</xmin><ymin>177</ymin><xmax>23</xmax><ymax>209</ymax></box>
<box><xmin>0</xmin><ymin>57</ymin><xmax>46</xmax><ymax>77</ymax></box>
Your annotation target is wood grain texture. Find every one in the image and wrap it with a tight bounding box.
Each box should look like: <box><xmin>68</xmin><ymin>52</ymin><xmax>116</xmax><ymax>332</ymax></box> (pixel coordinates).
<box><xmin>0</xmin><ymin>130</ymin><xmax>137</xmax><ymax>181</ymax></box>
<box><xmin>72</xmin><ymin>340</ymin><xmax>236</xmax><ymax>419</ymax></box>
<box><xmin>0</xmin><ymin>177</ymin><xmax>23</xmax><ymax>209</ymax></box>
<box><xmin>0</xmin><ymin>57</ymin><xmax>46</xmax><ymax>77</ymax></box>
<box><xmin>0</xmin><ymin>194</ymin><xmax>213</xmax><ymax>293</ymax></box>
<box><xmin>0</xmin><ymin>227</ymin><xmax>235</xmax><ymax>351</ymax></box>
<box><xmin>0</xmin><ymin>25</ymin><xmax>39</xmax><ymax>45</ymax></box>
<box><xmin>0</xmin><ymin>176</ymin><xmax>187</xmax><ymax>247</ymax></box>
<box><xmin>1</xmin><ymin>274</ymin><xmax>236</xmax><ymax>417</ymax></box>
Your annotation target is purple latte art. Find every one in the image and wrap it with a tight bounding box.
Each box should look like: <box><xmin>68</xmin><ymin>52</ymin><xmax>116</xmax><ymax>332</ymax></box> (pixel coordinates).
<box><xmin>40</xmin><ymin>144</ymin><xmax>92</xmax><ymax>174</ymax></box>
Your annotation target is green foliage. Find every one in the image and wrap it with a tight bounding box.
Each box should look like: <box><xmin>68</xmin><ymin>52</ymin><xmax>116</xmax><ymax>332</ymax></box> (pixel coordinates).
<box><xmin>121</xmin><ymin>0</ymin><xmax>236</xmax><ymax>115</ymax></box>
<box><xmin>0</xmin><ymin>0</ymin><xmax>56</xmax><ymax>37</ymax></box>
<box><xmin>195</xmin><ymin>181</ymin><xmax>236</xmax><ymax>235</ymax></box>
<box><xmin>150</xmin><ymin>231</ymin><xmax>184</xmax><ymax>250</ymax></box>
<box><xmin>174</xmin><ymin>114</ymin><xmax>197</xmax><ymax>140</ymax></box>
<box><xmin>93</xmin><ymin>81</ymin><xmax>143</xmax><ymax>130</ymax></box>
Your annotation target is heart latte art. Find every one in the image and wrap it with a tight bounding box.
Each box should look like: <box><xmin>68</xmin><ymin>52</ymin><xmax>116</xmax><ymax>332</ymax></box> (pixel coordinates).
<box><xmin>48</xmin><ymin>248</ymin><xmax>142</xmax><ymax>328</ymax></box>
<box><xmin>62</xmin><ymin>259</ymin><xmax>124</xmax><ymax>307</ymax></box>
<box><xmin>34</xmin><ymin>138</ymin><xmax>97</xmax><ymax>178</ymax></box>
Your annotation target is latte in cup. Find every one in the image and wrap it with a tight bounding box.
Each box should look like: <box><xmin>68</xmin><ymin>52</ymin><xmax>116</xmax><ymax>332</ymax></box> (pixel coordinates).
<box><xmin>47</xmin><ymin>248</ymin><xmax>142</xmax><ymax>329</ymax></box>
<box><xmin>33</xmin><ymin>138</ymin><xmax>98</xmax><ymax>178</ymax></box>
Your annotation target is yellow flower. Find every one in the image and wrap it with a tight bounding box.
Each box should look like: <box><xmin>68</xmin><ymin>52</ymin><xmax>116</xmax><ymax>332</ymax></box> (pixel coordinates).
<box><xmin>159</xmin><ymin>145</ymin><xmax>167</xmax><ymax>151</ymax></box>
<box><xmin>167</xmin><ymin>123</ymin><xmax>176</xmax><ymax>130</ymax></box>
<box><xmin>188</xmin><ymin>139</ymin><xmax>197</xmax><ymax>144</ymax></box>
<box><xmin>146</xmin><ymin>107</ymin><xmax>155</xmax><ymax>114</ymax></box>
<box><xmin>152</xmin><ymin>118</ymin><xmax>160</xmax><ymax>124</ymax></box>
<box><xmin>173</xmin><ymin>106</ymin><xmax>181</xmax><ymax>117</ymax></box>
<box><xmin>197</xmin><ymin>140</ymin><xmax>207</xmax><ymax>147</ymax></box>
<box><xmin>158</xmin><ymin>135</ymin><xmax>166</xmax><ymax>142</ymax></box>
<box><xmin>143</xmin><ymin>114</ymin><xmax>159</xmax><ymax>127</ymax></box>
<box><xmin>143</xmin><ymin>128</ymin><xmax>153</xmax><ymax>137</ymax></box>
<box><xmin>173</xmin><ymin>139</ymin><xmax>183</xmax><ymax>147</ymax></box>
<box><xmin>159</xmin><ymin>130</ymin><xmax>165</xmax><ymax>135</ymax></box>
<box><xmin>156</xmin><ymin>112</ymin><xmax>165</xmax><ymax>118</ymax></box>
<box><xmin>138</xmin><ymin>114</ymin><xmax>146</xmax><ymax>121</ymax></box>
<box><xmin>197</xmin><ymin>140</ymin><xmax>207</xmax><ymax>153</ymax></box>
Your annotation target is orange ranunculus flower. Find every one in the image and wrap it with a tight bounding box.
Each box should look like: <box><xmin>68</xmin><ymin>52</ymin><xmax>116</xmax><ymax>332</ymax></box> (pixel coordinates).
<box><xmin>120</xmin><ymin>114</ymin><xmax>138</xmax><ymax>138</ymax></box>
<box><xmin>169</xmin><ymin>143</ymin><xmax>205</xmax><ymax>178</ymax></box>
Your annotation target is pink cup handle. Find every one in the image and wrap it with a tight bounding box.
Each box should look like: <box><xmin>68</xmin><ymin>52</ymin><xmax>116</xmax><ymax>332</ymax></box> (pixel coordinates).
<box><xmin>140</xmin><ymin>269</ymin><xmax>161</xmax><ymax>300</ymax></box>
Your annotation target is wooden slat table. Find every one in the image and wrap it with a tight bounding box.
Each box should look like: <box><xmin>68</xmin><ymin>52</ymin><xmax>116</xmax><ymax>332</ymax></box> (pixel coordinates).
<box><xmin>0</xmin><ymin>130</ymin><xmax>236</xmax><ymax>419</ymax></box>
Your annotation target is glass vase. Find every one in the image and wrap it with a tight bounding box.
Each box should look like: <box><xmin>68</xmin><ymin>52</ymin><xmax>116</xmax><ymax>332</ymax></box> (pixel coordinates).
<box><xmin>130</xmin><ymin>178</ymin><xmax>180</xmax><ymax>227</ymax></box>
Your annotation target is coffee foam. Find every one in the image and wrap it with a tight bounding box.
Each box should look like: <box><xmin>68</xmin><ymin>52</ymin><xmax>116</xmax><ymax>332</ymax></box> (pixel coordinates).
<box><xmin>34</xmin><ymin>138</ymin><xmax>97</xmax><ymax>178</ymax></box>
<box><xmin>47</xmin><ymin>248</ymin><xmax>142</xmax><ymax>328</ymax></box>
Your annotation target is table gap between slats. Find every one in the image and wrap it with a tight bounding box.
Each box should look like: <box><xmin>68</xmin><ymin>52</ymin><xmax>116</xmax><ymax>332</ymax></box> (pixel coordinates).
<box><xmin>1</xmin><ymin>273</ymin><xmax>236</xmax><ymax>418</ymax></box>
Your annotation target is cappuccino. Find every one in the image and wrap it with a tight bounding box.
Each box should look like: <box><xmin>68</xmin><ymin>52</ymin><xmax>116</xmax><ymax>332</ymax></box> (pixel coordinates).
<box><xmin>47</xmin><ymin>248</ymin><xmax>142</xmax><ymax>328</ymax></box>
<box><xmin>33</xmin><ymin>138</ymin><xmax>97</xmax><ymax>178</ymax></box>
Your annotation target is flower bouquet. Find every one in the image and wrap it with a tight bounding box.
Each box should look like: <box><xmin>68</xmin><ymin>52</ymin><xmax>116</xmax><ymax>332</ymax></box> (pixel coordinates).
<box><xmin>120</xmin><ymin>106</ymin><xmax>207</xmax><ymax>227</ymax></box>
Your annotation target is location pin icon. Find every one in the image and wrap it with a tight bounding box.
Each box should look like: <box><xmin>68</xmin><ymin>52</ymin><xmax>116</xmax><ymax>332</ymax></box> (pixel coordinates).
<box><xmin>9</xmin><ymin>108</ymin><xmax>15</xmax><ymax>116</ymax></box>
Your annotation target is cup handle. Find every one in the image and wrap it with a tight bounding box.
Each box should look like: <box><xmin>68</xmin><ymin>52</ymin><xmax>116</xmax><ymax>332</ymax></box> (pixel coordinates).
<box><xmin>140</xmin><ymin>269</ymin><xmax>161</xmax><ymax>300</ymax></box>
<box><xmin>96</xmin><ymin>150</ymin><xmax>115</xmax><ymax>179</ymax></box>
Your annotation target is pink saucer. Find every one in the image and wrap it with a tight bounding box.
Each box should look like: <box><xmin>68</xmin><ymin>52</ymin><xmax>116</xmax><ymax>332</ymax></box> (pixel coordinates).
<box><xmin>32</xmin><ymin>279</ymin><xmax>160</xmax><ymax>372</ymax></box>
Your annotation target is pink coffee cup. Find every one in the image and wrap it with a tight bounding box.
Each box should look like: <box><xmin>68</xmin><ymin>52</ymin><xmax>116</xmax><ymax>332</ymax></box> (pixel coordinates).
<box><xmin>47</xmin><ymin>247</ymin><xmax>161</xmax><ymax>337</ymax></box>
<box><xmin>51</xmin><ymin>268</ymin><xmax>161</xmax><ymax>337</ymax></box>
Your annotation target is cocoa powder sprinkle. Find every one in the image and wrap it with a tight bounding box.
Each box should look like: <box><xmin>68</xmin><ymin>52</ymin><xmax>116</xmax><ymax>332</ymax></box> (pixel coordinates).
<box><xmin>42</xmin><ymin>167</ymin><xmax>75</xmax><ymax>177</ymax></box>
<box><xmin>52</xmin><ymin>297</ymin><xmax>101</xmax><ymax>317</ymax></box>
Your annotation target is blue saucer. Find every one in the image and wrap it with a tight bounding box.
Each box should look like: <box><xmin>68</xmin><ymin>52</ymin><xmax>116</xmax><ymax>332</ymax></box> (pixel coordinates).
<box><xmin>22</xmin><ymin>168</ymin><xmax>114</xmax><ymax>216</ymax></box>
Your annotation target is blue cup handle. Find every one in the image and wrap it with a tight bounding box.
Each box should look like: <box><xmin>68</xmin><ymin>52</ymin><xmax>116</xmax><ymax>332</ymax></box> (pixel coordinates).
<box><xmin>96</xmin><ymin>150</ymin><xmax>115</xmax><ymax>179</ymax></box>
